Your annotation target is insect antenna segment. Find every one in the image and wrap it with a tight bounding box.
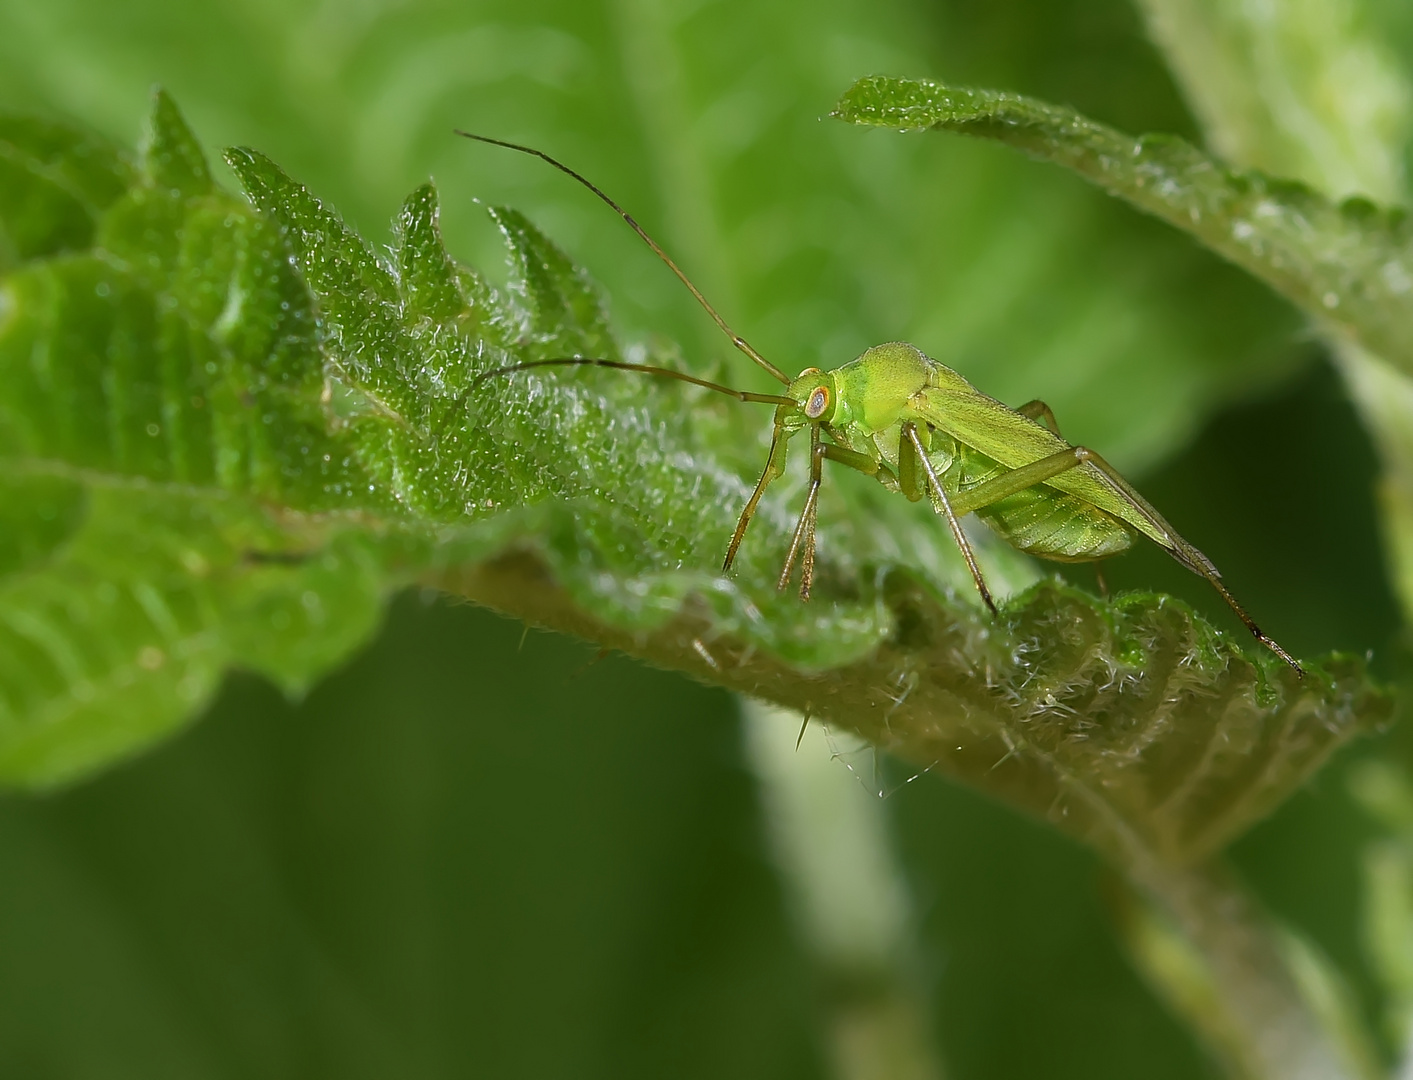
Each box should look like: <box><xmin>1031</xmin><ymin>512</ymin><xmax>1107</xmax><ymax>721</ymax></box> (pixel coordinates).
<box><xmin>471</xmin><ymin>357</ymin><xmax>793</xmax><ymax>406</ymax></box>
<box><xmin>455</xmin><ymin>130</ymin><xmax>790</xmax><ymax>386</ymax></box>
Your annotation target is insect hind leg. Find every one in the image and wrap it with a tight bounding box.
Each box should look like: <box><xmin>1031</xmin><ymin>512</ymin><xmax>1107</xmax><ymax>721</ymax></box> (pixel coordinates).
<box><xmin>947</xmin><ymin>441</ymin><xmax>1304</xmax><ymax>676</ymax></box>
<box><xmin>1076</xmin><ymin>449</ymin><xmax>1304</xmax><ymax>676</ymax></box>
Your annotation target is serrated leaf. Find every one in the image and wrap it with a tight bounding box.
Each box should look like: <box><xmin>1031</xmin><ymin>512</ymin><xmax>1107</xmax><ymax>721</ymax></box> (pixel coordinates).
<box><xmin>393</xmin><ymin>183</ymin><xmax>465</xmax><ymax>325</ymax></box>
<box><xmin>224</xmin><ymin>146</ymin><xmax>418</xmax><ymax>427</ymax></box>
<box><xmin>0</xmin><ymin>487</ymin><xmax>385</xmax><ymax>787</ymax></box>
<box><xmin>832</xmin><ymin>75</ymin><xmax>1413</xmax><ymax>377</ymax></box>
<box><xmin>0</xmin><ymin>93</ymin><xmax>1389</xmax><ymax>877</ymax></box>
<box><xmin>140</xmin><ymin>88</ymin><xmax>212</xmax><ymax>199</ymax></box>
<box><xmin>0</xmin><ymin>96</ymin><xmax>368</xmax><ymax>509</ymax></box>
<box><xmin>0</xmin><ymin>93</ymin><xmax>392</xmax><ymax>785</ymax></box>
<box><xmin>487</xmin><ymin>205</ymin><xmax>619</xmax><ymax>362</ymax></box>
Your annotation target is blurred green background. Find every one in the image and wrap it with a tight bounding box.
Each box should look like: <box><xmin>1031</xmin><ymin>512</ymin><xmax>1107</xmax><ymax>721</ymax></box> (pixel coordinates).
<box><xmin>0</xmin><ymin>0</ymin><xmax>1406</xmax><ymax>1076</ymax></box>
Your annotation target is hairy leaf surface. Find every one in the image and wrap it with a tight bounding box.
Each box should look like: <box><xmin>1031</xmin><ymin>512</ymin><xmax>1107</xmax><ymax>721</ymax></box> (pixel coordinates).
<box><xmin>0</xmin><ymin>92</ymin><xmax>1388</xmax><ymax>872</ymax></box>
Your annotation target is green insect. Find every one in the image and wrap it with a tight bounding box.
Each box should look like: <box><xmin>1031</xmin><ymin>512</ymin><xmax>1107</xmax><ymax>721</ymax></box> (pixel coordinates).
<box><xmin>458</xmin><ymin>131</ymin><xmax>1303</xmax><ymax>677</ymax></box>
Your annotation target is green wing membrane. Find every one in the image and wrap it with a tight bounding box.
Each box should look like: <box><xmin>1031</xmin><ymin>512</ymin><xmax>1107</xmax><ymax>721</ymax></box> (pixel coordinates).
<box><xmin>912</xmin><ymin>386</ymin><xmax>1179</xmax><ymax>554</ymax></box>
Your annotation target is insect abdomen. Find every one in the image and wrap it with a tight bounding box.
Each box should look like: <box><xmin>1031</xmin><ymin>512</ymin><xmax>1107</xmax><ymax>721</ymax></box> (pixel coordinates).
<box><xmin>975</xmin><ymin>488</ymin><xmax>1134</xmax><ymax>561</ymax></box>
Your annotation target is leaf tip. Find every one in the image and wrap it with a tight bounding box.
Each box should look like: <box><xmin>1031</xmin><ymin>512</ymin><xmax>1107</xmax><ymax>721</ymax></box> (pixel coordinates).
<box><xmin>141</xmin><ymin>87</ymin><xmax>213</xmax><ymax>198</ymax></box>
<box><xmin>222</xmin><ymin>145</ymin><xmax>273</xmax><ymax>199</ymax></box>
<box><xmin>394</xmin><ymin>181</ymin><xmax>465</xmax><ymax>322</ymax></box>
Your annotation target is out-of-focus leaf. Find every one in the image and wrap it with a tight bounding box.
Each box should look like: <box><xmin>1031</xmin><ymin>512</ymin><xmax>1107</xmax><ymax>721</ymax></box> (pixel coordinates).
<box><xmin>1349</xmin><ymin>761</ymin><xmax>1413</xmax><ymax>1058</ymax></box>
<box><xmin>0</xmin><ymin>91</ymin><xmax>388</xmax><ymax>785</ymax></box>
<box><xmin>833</xmin><ymin>75</ymin><xmax>1413</xmax><ymax>378</ymax></box>
<box><xmin>0</xmin><ymin>111</ymin><xmax>131</xmax><ymax>265</ymax></box>
<box><xmin>1134</xmin><ymin>0</ymin><xmax>1410</xmax><ymax>204</ymax></box>
<box><xmin>0</xmin><ymin>0</ymin><xmax>1309</xmax><ymax>481</ymax></box>
<box><xmin>0</xmin><ymin>489</ymin><xmax>385</xmax><ymax>787</ymax></box>
<box><xmin>0</xmin><ymin>474</ymin><xmax>84</xmax><ymax>580</ymax></box>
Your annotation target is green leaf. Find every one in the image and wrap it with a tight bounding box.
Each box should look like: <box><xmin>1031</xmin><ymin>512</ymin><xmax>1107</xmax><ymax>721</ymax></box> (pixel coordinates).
<box><xmin>0</xmin><ymin>91</ymin><xmax>389</xmax><ymax>786</ymax></box>
<box><xmin>832</xmin><ymin>75</ymin><xmax>1413</xmax><ymax>378</ymax></box>
<box><xmin>0</xmin><ymin>474</ymin><xmax>85</xmax><ymax>580</ymax></box>
<box><xmin>0</xmin><ymin>91</ymin><xmax>1389</xmax><ymax>888</ymax></box>
<box><xmin>0</xmin><ymin>111</ymin><xmax>131</xmax><ymax>266</ymax></box>
<box><xmin>1134</xmin><ymin>0</ymin><xmax>1411</xmax><ymax>204</ymax></box>
<box><xmin>140</xmin><ymin>88</ymin><xmax>212</xmax><ymax>199</ymax></box>
<box><xmin>394</xmin><ymin>182</ymin><xmax>466</xmax><ymax>326</ymax></box>
<box><xmin>0</xmin><ymin>0</ymin><xmax>1311</xmax><ymax>480</ymax></box>
<box><xmin>0</xmin><ymin>488</ymin><xmax>385</xmax><ymax>787</ymax></box>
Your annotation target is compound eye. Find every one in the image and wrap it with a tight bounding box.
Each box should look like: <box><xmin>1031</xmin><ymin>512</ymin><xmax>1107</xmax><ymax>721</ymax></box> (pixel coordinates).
<box><xmin>805</xmin><ymin>386</ymin><xmax>831</xmax><ymax>420</ymax></box>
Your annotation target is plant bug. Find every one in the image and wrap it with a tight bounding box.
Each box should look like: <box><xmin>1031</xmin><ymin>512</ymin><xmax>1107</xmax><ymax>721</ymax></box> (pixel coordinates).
<box><xmin>457</xmin><ymin>131</ymin><xmax>1303</xmax><ymax>677</ymax></box>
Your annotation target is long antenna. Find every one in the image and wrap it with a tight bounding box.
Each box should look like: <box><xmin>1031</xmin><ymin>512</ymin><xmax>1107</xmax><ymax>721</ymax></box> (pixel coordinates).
<box><xmin>473</xmin><ymin>357</ymin><xmax>795</xmax><ymax>406</ymax></box>
<box><xmin>455</xmin><ymin>130</ymin><xmax>791</xmax><ymax>386</ymax></box>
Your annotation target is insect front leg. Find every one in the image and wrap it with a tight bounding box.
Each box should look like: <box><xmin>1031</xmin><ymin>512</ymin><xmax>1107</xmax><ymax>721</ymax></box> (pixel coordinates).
<box><xmin>779</xmin><ymin>426</ymin><xmax>825</xmax><ymax>597</ymax></box>
<box><xmin>724</xmin><ymin>411</ymin><xmax>792</xmax><ymax>573</ymax></box>
<box><xmin>900</xmin><ymin>423</ymin><xmax>997</xmax><ymax>615</ymax></box>
<box><xmin>777</xmin><ymin>436</ymin><xmax>884</xmax><ymax>599</ymax></box>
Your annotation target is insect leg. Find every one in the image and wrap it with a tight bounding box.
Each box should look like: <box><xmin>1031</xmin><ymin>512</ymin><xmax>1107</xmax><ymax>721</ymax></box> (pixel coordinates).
<box><xmin>789</xmin><ymin>440</ymin><xmax>887</xmax><ymax>594</ymax></box>
<box><xmin>820</xmin><ymin>442</ymin><xmax>880</xmax><ymax>474</ymax></box>
<box><xmin>902</xmin><ymin>422</ymin><xmax>998</xmax><ymax>615</ymax></box>
<box><xmin>1015</xmin><ymin>399</ymin><xmax>1062</xmax><ymax>436</ymax></box>
<box><xmin>897</xmin><ymin>423</ymin><xmax>926</xmax><ymax>502</ymax></box>
<box><xmin>800</xmin><ymin>481</ymin><xmax>819</xmax><ymax>598</ymax></box>
<box><xmin>1070</xmin><ymin>448</ymin><xmax>1305</xmax><ymax>677</ymax></box>
<box><xmin>779</xmin><ymin>425</ymin><xmax>826</xmax><ymax>597</ymax></box>
<box><xmin>947</xmin><ymin>447</ymin><xmax>1098</xmax><ymax>517</ymax></box>
<box><xmin>724</xmin><ymin>411</ymin><xmax>792</xmax><ymax>573</ymax></box>
<box><xmin>947</xmin><ymin>445</ymin><xmax>1304</xmax><ymax>675</ymax></box>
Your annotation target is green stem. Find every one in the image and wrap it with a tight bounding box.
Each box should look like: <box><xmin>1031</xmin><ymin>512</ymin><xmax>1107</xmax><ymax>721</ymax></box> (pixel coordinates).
<box><xmin>743</xmin><ymin>702</ymin><xmax>943</xmax><ymax>1080</ymax></box>
<box><xmin>1122</xmin><ymin>859</ymin><xmax>1361</xmax><ymax>1080</ymax></box>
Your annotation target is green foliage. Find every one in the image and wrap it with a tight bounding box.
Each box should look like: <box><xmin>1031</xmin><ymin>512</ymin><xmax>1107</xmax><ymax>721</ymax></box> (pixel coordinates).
<box><xmin>0</xmin><ymin>1</ymin><xmax>1409</xmax><ymax>1078</ymax></box>
<box><xmin>0</xmin><ymin>0</ymin><xmax>1311</xmax><ymax>480</ymax></box>
<box><xmin>1133</xmin><ymin>0</ymin><xmax>1411</xmax><ymax>204</ymax></box>
<box><xmin>0</xmin><ymin>111</ymin><xmax>131</xmax><ymax>266</ymax></box>
<box><xmin>833</xmin><ymin>75</ymin><xmax>1413</xmax><ymax>377</ymax></box>
<box><xmin>0</xmin><ymin>92</ymin><xmax>387</xmax><ymax>785</ymax></box>
<box><xmin>0</xmin><ymin>85</ymin><xmax>1387</xmax><ymax>894</ymax></box>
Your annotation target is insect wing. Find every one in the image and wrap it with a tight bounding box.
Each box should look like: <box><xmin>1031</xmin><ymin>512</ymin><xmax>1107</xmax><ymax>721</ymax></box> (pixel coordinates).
<box><xmin>910</xmin><ymin>387</ymin><xmax>1175</xmax><ymax>552</ymax></box>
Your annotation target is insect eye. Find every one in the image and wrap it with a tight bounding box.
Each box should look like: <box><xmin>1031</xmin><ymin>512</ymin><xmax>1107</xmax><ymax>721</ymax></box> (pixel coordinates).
<box><xmin>805</xmin><ymin>386</ymin><xmax>831</xmax><ymax>419</ymax></box>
